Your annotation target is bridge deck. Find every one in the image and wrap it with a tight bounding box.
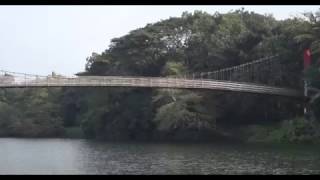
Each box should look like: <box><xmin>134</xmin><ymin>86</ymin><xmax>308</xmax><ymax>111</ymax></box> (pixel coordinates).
<box><xmin>0</xmin><ymin>76</ymin><xmax>302</xmax><ymax>97</ymax></box>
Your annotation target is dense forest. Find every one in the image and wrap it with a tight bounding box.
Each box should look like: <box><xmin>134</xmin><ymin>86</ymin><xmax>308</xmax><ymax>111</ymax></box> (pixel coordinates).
<box><xmin>1</xmin><ymin>9</ymin><xmax>320</xmax><ymax>143</ymax></box>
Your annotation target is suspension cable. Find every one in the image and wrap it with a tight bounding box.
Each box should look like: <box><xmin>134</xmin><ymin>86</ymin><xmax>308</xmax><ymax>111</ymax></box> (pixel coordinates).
<box><xmin>191</xmin><ymin>53</ymin><xmax>285</xmax><ymax>80</ymax></box>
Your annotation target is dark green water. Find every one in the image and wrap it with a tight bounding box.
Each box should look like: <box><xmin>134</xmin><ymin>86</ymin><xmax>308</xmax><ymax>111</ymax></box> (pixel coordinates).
<box><xmin>0</xmin><ymin>138</ymin><xmax>319</xmax><ymax>174</ymax></box>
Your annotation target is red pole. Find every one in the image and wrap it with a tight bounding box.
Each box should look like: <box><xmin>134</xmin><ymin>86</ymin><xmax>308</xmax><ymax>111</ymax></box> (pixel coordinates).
<box><xmin>304</xmin><ymin>48</ymin><xmax>312</xmax><ymax>70</ymax></box>
<box><xmin>303</xmin><ymin>48</ymin><xmax>312</xmax><ymax>118</ymax></box>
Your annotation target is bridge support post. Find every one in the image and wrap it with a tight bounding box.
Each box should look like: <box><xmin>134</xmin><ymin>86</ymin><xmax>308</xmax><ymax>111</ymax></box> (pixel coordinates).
<box><xmin>304</xmin><ymin>80</ymin><xmax>310</xmax><ymax>120</ymax></box>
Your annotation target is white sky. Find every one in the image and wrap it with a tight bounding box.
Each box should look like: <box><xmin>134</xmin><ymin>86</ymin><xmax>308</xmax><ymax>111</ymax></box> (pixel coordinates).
<box><xmin>0</xmin><ymin>5</ymin><xmax>320</xmax><ymax>76</ymax></box>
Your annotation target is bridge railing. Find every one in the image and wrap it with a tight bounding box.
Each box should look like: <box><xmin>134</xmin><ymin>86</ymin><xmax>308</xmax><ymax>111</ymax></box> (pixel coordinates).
<box><xmin>0</xmin><ymin>69</ymin><xmax>302</xmax><ymax>90</ymax></box>
<box><xmin>0</xmin><ymin>70</ymin><xmax>302</xmax><ymax>96</ymax></box>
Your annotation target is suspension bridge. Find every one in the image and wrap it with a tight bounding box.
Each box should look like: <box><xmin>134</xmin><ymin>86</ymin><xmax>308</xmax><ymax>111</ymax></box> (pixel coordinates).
<box><xmin>0</xmin><ymin>54</ymin><xmax>304</xmax><ymax>98</ymax></box>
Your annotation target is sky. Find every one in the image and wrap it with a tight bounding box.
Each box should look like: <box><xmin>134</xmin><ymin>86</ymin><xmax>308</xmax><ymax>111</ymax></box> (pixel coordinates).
<box><xmin>0</xmin><ymin>5</ymin><xmax>320</xmax><ymax>76</ymax></box>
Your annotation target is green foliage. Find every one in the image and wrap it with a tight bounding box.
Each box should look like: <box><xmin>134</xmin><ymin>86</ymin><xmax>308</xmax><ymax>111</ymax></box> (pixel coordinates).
<box><xmin>247</xmin><ymin>117</ymin><xmax>320</xmax><ymax>143</ymax></box>
<box><xmin>0</xmin><ymin>88</ymin><xmax>65</xmax><ymax>137</ymax></box>
<box><xmin>153</xmin><ymin>90</ymin><xmax>215</xmax><ymax>131</ymax></box>
<box><xmin>272</xmin><ymin>118</ymin><xmax>320</xmax><ymax>143</ymax></box>
<box><xmin>305</xmin><ymin>66</ymin><xmax>320</xmax><ymax>88</ymax></box>
<box><xmin>64</xmin><ymin>127</ymin><xmax>85</xmax><ymax>139</ymax></box>
<box><xmin>161</xmin><ymin>61</ymin><xmax>187</xmax><ymax>76</ymax></box>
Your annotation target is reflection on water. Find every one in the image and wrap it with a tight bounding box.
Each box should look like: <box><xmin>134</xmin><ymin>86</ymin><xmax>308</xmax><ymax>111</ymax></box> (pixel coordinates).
<box><xmin>0</xmin><ymin>138</ymin><xmax>319</xmax><ymax>174</ymax></box>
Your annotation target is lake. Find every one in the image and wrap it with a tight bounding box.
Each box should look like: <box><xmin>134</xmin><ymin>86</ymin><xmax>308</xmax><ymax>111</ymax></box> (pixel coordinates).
<box><xmin>0</xmin><ymin>138</ymin><xmax>319</xmax><ymax>174</ymax></box>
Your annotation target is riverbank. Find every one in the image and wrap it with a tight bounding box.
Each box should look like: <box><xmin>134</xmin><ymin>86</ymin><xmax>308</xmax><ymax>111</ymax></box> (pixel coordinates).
<box><xmin>1</xmin><ymin>117</ymin><xmax>319</xmax><ymax>144</ymax></box>
<box><xmin>227</xmin><ymin>117</ymin><xmax>320</xmax><ymax>144</ymax></box>
<box><xmin>0</xmin><ymin>126</ymin><xmax>84</xmax><ymax>139</ymax></box>
<box><xmin>63</xmin><ymin>127</ymin><xmax>85</xmax><ymax>139</ymax></box>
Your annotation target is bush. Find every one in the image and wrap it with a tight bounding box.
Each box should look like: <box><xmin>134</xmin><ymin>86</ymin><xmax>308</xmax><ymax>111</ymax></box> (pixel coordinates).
<box><xmin>64</xmin><ymin>127</ymin><xmax>84</xmax><ymax>139</ymax></box>
<box><xmin>247</xmin><ymin>117</ymin><xmax>320</xmax><ymax>143</ymax></box>
<box><xmin>273</xmin><ymin>117</ymin><xmax>320</xmax><ymax>143</ymax></box>
<box><xmin>246</xmin><ymin>125</ymin><xmax>271</xmax><ymax>142</ymax></box>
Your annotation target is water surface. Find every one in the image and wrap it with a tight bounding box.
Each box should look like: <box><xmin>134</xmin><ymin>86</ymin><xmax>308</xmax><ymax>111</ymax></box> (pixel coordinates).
<box><xmin>0</xmin><ymin>138</ymin><xmax>319</xmax><ymax>174</ymax></box>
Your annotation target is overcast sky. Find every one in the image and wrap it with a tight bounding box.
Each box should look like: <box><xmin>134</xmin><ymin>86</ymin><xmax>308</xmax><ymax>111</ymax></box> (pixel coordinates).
<box><xmin>0</xmin><ymin>5</ymin><xmax>320</xmax><ymax>76</ymax></box>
